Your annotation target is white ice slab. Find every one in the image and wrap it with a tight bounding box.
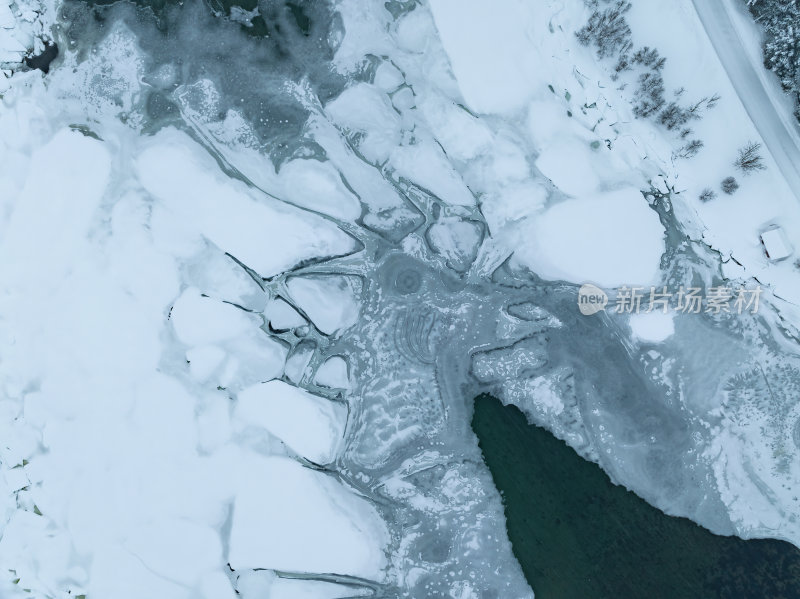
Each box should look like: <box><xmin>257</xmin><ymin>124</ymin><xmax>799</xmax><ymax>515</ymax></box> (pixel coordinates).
<box><xmin>513</xmin><ymin>188</ymin><xmax>666</xmax><ymax>288</ymax></box>
<box><xmin>228</xmin><ymin>456</ymin><xmax>388</xmax><ymax>579</ymax></box>
<box><xmin>314</xmin><ymin>356</ymin><xmax>351</xmax><ymax>390</ymax></box>
<box><xmin>265</xmin><ymin>297</ymin><xmax>307</xmax><ymax>330</ymax></box>
<box><xmin>286</xmin><ymin>275</ymin><xmax>361</xmax><ymax>335</ymax></box>
<box><xmin>234</xmin><ymin>380</ymin><xmax>346</xmax><ymax>464</ymax></box>
<box><xmin>629</xmin><ymin>311</ymin><xmax>675</xmax><ymax>343</ymax></box>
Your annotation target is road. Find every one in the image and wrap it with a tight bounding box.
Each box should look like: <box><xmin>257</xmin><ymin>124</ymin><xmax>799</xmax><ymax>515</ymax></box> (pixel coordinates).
<box><xmin>691</xmin><ymin>0</ymin><xmax>800</xmax><ymax>202</ymax></box>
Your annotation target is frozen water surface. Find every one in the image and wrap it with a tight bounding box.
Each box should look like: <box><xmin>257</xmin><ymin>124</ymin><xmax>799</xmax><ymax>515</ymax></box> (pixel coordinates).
<box><xmin>3</xmin><ymin>0</ymin><xmax>800</xmax><ymax>598</ymax></box>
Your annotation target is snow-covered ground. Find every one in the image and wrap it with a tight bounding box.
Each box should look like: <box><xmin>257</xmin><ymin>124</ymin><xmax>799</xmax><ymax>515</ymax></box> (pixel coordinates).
<box><xmin>626</xmin><ymin>0</ymin><xmax>800</xmax><ymax>314</ymax></box>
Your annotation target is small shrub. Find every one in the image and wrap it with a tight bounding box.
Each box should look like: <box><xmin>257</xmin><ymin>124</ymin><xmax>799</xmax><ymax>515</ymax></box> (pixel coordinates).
<box><xmin>676</xmin><ymin>139</ymin><xmax>704</xmax><ymax>159</ymax></box>
<box><xmin>699</xmin><ymin>188</ymin><xmax>717</xmax><ymax>202</ymax></box>
<box><xmin>721</xmin><ymin>176</ymin><xmax>739</xmax><ymax>194</ymax></box>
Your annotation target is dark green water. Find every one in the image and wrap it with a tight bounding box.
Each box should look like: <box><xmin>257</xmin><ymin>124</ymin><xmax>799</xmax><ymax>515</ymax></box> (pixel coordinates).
<box><xmin>471</xmin><ymin>394</ymin><xmax>800</xmax><ymax>599</ymax></box>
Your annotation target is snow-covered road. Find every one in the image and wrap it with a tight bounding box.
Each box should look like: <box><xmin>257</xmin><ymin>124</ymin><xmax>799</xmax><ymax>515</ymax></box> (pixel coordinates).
<box><xmin>691</xmin><ymin>0</ymin><xmax>800</xmax><ymax>201</ymax></box>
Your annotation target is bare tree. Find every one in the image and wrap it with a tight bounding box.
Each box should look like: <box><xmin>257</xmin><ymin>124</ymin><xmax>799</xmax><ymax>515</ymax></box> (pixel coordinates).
<box><xmin>734</xmin><ymin>141</ymin><xmax>766</xmax><ymax>174</ymax></box>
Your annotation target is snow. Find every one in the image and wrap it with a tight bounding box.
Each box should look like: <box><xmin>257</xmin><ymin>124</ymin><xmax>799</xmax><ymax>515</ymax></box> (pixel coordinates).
<box><xmin>228</xmin><ymin>455</ymin><xmax>388</xmax><ymax>579</ymax></box>
<box><xmin>417</xmin><ymin>93</ymin><xmax>493</xmax><ymax>162</ymax></box>
<box><xmin>286</xmin><ymin>275</ymin><xmax>362</xmax><ymax>335</ymax></box>
<box><xmin>171</xmin><ymin>287</ymin><xmax>287</xmax><ymax>390</ymax></box>
<box><xmin>88</xmin><ymin>544</ymin><xmax>191</xmax><ymax>599</ymax></box>
<box><xmin>513</xmin><ymin>188</ymin><xmax>666</xmax><ymax>288</ymax></box>
<box><xmin>629</xmin><ymin>311</ymin><xmax>676</xmax><ymax>343</ymax></box>
<box><xmin>182</xmin><ymin>248</ymin><xmax>266</xmax><ymax>312</ymax></box>
<box><xmin>234</xmin><ymin>380</ymin><xmax>347</xmax><ymax>464</ymax></box>
<box><xmin>427</xmin><ymin>216</ymin><xmax>483</xmax><ymax>271</ymax></box>
<box><xmin>2</xmin><ymin>469</ymin><xmax>28</xmax><ymax>494</ymax></box>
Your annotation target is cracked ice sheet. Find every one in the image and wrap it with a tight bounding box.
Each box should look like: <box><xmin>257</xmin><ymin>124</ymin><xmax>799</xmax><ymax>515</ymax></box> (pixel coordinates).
<box><xmin>0</xmin><ymin>103</ymin><xmax>387</xmax><ymax>597</ymax></box>
<box><xmin>136</xmin><ymin>129</ymin><xmax>358</xmax><ymax>278</ymax></box>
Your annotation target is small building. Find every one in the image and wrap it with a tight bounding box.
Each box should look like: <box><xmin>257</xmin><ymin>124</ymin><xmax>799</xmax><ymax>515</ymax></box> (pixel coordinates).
<box><xmin>760</xmin><ymin>225</ymin><xmax>793</xmax><ymax>261</ymax></box>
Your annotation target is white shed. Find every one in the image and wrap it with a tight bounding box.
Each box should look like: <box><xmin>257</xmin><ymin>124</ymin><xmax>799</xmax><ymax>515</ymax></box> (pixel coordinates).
<box><xmin>760</xmin><ymin>225</ymin><xmax>793</xmax><ymax>261</ymax></box>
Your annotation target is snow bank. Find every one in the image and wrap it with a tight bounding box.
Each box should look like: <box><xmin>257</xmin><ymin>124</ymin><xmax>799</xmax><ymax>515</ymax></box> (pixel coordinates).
<box><xmin>234</xmin><ymin>380</ymin><xmax>347</xmax><ymax>464</ymax></box>
<box><xmin>513</xmin><ymin>188</ymin><xmax>666</xmax><ymax>288</ymax></box>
